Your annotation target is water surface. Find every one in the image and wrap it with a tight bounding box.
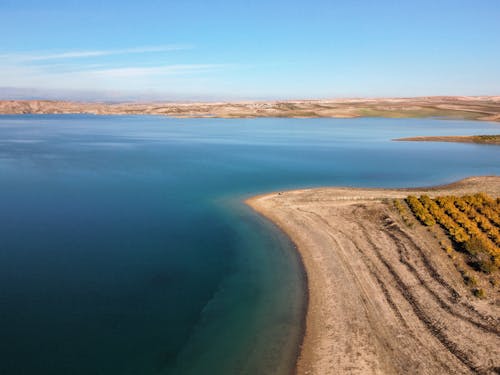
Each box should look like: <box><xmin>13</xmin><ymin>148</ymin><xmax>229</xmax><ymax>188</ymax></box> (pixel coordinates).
<box><xmin>0</xmin><ymin>115</ymin><xmax>499</xmax><ymax>374</ymax></box>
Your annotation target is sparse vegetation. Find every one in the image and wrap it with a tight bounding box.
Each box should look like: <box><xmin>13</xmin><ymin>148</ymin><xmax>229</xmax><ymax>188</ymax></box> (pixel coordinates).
<box><xmin>472</xmin><ymin>288</ymin><xmax>486</xmax><ymax>298</ymax></box>
<box><xmin>404</xmin><ymin>193</ymin><xmax>500</xmax><ymax>274</ymax></box>
<box><xmin>393</xmin><ymin>199</ymin><xmax>413</xmax><ymax>226</ymax></box>
<box><xmin>405</xmin><ymin>196</ymin><xmax>435</xmax><ymax>226</ymax></box>
<box><xmin>462</xmin><ymin>272</ymin><xmax>478</xmax><ymax>287</ymax></box>
<box><xmin>473</xmin><ymin>135</ymin><xmax>500</xmax><ymax>144</ymax></box>
<box><xmin>395</xmin><ymin>135</ymin><xmax>500</xmax><ymax>145</ymax></box>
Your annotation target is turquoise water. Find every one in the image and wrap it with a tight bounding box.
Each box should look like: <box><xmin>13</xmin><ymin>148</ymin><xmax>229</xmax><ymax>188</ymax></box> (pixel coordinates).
<box><xmin>0</xmin><ymin>115</ymin><xmax>499</xmax><ymax>375</ymax></box>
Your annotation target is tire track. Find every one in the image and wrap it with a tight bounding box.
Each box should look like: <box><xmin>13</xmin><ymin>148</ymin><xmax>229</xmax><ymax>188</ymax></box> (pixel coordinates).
<box><xmin>380</xmin><ymin>213</ymin><xmax>500</xmax><ymax>334</ymax></box>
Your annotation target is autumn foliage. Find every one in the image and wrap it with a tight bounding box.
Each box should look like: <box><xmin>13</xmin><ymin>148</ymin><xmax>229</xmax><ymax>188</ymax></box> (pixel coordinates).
<box><xmin>405</xmin><ymin>193</ymin><xmax>500</xmax><ymax>273</ymax></box>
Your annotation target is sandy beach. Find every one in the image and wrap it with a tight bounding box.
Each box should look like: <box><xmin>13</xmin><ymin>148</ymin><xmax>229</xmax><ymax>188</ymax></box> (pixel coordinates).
<box><xmin>246</xmin><ymin>176</ymin><xmax>500</xmax><ymax>375</ymax></box>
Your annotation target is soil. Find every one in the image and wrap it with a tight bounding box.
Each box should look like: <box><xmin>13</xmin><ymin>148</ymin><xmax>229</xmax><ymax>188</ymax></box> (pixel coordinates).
<box><xmin>247</xmin><ymin>176</ymin><xmax>500</xmax><ymax>375</ymax></box>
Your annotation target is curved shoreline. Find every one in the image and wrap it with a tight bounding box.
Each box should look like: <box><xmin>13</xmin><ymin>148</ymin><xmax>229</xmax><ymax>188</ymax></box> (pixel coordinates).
<box><xmin>246</xmin><ymin>176</ymin><xmax>500</xmax><ymax>375</ymax></box>
<box><xmin>245</xmin><ymin>200</ymin><xmax>309</xmax><ymax>375</ymax></box>
<box><xmin>245</xmin><ymin>200</ymin><xmax>310</xmax><ymax>375</ymax></box>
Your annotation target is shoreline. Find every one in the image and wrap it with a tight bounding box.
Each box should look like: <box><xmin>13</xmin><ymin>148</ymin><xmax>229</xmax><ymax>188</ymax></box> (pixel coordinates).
<box><xmin>1</xmin><ymin>97</ymin><xmax>500</xmax><ymax>122</ymax></box>
<box><xmin>246</xmin><ymin>176</ymin><xmax>500</xmax><ymax>374</ymax></box>
<box><xmin>394</xmin><ymin>135</ymin><xmax>500</xmax><ymax>145</ymax></box>
<box><xmin>245</xmin><ymin>198</ymin><xmax>310</xmax><ymax>375</ymax></box>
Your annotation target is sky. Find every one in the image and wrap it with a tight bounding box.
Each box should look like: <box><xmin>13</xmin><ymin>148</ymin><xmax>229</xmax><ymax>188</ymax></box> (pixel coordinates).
<box><xmin>0</xmin><ymin>0</ymin><xmax>499</xmax><ymax>101</ymax></box>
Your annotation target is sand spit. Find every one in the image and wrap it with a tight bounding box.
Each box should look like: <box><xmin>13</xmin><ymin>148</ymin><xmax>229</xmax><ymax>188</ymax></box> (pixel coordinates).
<box><xmin>1</xmin><ymin>96</ymin><xmax>500</xmax><ymax>121</ymax></box>
<box><xmin>395</xmin><ymin>135</ymin><xmax>500</xmax><ymax>145</ymax></box>
<box><xmin>247</xmin><ymin>176</ymin><xmax>500</xmax><ymax>375</ymax></box>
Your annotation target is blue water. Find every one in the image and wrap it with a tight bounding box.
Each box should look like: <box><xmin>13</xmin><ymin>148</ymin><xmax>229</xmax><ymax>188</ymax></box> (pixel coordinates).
<box><xmin>0</xmin><ymin>115</ymin><xmax>498</xmax><ymax>375</ymax></box>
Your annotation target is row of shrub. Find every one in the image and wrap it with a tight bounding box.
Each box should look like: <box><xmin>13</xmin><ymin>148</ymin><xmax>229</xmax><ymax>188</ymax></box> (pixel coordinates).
<box><xmin>405</xmin><ymin>193</ymin><xmax>500</xmax><ymax>273</ymax></box>
<box><xmin>405</xmin><ymin>196</ymin><xmax>435</xmax><ymax>226</ymax></box>
<box><xmin>434</xmin><ymin>196</ymin><xmax>499</xmax><ymax>272</ymax></box>
<box><xmin>463</xmin><ymin>194</ymin><xmax>500</xmax><ymax>227</ymax></box>
<box><xmin>454</xmin><ymin>198</ymin><xmax>500</xmax><ymax>246</ymax></box>
<box><xmin>419</xmin><ymin>195</ymin><xmax>470</xmax><ymax>243</ymax></box>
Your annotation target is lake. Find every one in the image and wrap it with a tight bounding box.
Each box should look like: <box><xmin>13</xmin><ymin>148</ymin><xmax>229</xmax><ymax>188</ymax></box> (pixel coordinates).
<box><xmin>0</xmin><ymin>115</ymin><xmax>499</xmax><ymax>375</ymax></box>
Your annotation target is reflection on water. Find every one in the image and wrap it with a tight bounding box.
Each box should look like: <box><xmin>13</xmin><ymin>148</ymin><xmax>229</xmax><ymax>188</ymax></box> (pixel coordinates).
<box><xmin>0</xmin><ymin>115</ymin><xmax>499</xmax><ymax>375</ymax></box>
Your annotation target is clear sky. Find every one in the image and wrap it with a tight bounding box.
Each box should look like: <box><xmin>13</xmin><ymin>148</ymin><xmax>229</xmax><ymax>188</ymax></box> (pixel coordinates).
<box><xmin>0</xmin><ymin>0</ymin><xmax>499</xmax><ymax>101</ymax></box>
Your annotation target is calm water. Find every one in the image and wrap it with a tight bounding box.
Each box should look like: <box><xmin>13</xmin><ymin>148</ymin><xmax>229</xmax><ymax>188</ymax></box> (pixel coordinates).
<box><xmin>0</xmin><ymin>115</ymin><xmax>499</xmax><ymax>375</ymax></box>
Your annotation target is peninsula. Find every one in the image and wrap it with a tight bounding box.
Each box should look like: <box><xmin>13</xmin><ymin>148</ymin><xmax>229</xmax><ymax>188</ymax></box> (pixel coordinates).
<box><xmin>395</xmin><ymin>135</ymin><xmax>500</xmax><ymax>145</ymax></box>
<box><xmin>247</xmin><ymin>176</ymin><xmax>500</xmax><ymax>375</ymax></box>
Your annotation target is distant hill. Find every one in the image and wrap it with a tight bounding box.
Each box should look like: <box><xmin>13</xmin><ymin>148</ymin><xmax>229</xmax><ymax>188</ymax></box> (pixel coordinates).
<box><xmin>1</xmin><ymin>96</ymin><xmax>500</xmax><ymax>121</ymax></box>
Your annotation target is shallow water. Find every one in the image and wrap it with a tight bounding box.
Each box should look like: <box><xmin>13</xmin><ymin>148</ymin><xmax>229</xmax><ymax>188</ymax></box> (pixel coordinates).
<box><xmin>0</xmin><ymin>115</ymin><xmax>498</xmax><ymax>374</ymax></box>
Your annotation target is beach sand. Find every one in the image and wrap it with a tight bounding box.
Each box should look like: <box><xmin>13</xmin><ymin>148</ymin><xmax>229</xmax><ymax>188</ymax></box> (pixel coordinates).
<box><xmin>246</xmin><ymin>176</ymin><xmax>500</xmax><ymax>375</ymax></box>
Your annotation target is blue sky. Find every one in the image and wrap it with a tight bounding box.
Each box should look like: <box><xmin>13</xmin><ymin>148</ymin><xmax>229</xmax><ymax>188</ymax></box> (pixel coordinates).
<box><xmin>0</xmin><ymin>0</ymin><xmax>499</xmax><ymax>100</ymax></box>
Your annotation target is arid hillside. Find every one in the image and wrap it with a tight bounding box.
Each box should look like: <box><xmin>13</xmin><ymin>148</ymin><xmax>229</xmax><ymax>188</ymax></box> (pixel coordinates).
<box><xmin>1</xmin><ymin>96</ymin><xmax>500</xmax><ymax>121</ymax></box>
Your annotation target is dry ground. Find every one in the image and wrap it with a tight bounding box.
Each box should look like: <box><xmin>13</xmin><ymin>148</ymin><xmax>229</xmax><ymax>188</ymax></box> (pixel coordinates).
<box><xmin>1</xmin><ymin>96</ymin><xmax>500</xmax><ymax>121</ymax></box>
<box><xmin>247</xmin><ymin>176</ymin><xmax>500</xmax><ymax>375</ymax></box>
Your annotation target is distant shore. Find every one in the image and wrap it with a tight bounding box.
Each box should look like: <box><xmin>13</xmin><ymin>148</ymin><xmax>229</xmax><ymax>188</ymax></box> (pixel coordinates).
<box><xmin>246</xmin><ymin>176</ymin><xmax>500</xmax><ymax>375</ymax></box>
<box><xmin>394</xmin><ymin>134</ymin><xmax>500</xmax><ymax>145</ymax></box>
<box><xmin>1</xmin><ymin>96</ymin><xmax>500</xmax><ymax>122</ymax></box>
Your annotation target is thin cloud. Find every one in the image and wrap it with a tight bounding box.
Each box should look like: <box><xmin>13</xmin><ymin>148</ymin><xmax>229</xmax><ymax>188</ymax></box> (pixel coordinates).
<box><xmin>0</xmin><ymin>44</ymin><xmax>238</xmax><ymax>97</ymax></box>
<box><xmin>0</xmin><ymin>45</ymin><xmax>192</xmax><ymax>62</ymax></box>
<box><xmin>0</xmin><ymin>62</ymin><xmax>233</xmax><ymax>92</ymax></box>
<box><xmin>88</xmin><ymin>64</ymin><xmax>228</xmax><ymax>77</ymax></box>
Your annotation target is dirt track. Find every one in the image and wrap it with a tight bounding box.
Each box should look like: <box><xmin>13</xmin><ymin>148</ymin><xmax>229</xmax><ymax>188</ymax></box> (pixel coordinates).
<box><xmin>247</xmin><ymin>176</ymin><xmax>500</xmax><ymax>375</ymax></box>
